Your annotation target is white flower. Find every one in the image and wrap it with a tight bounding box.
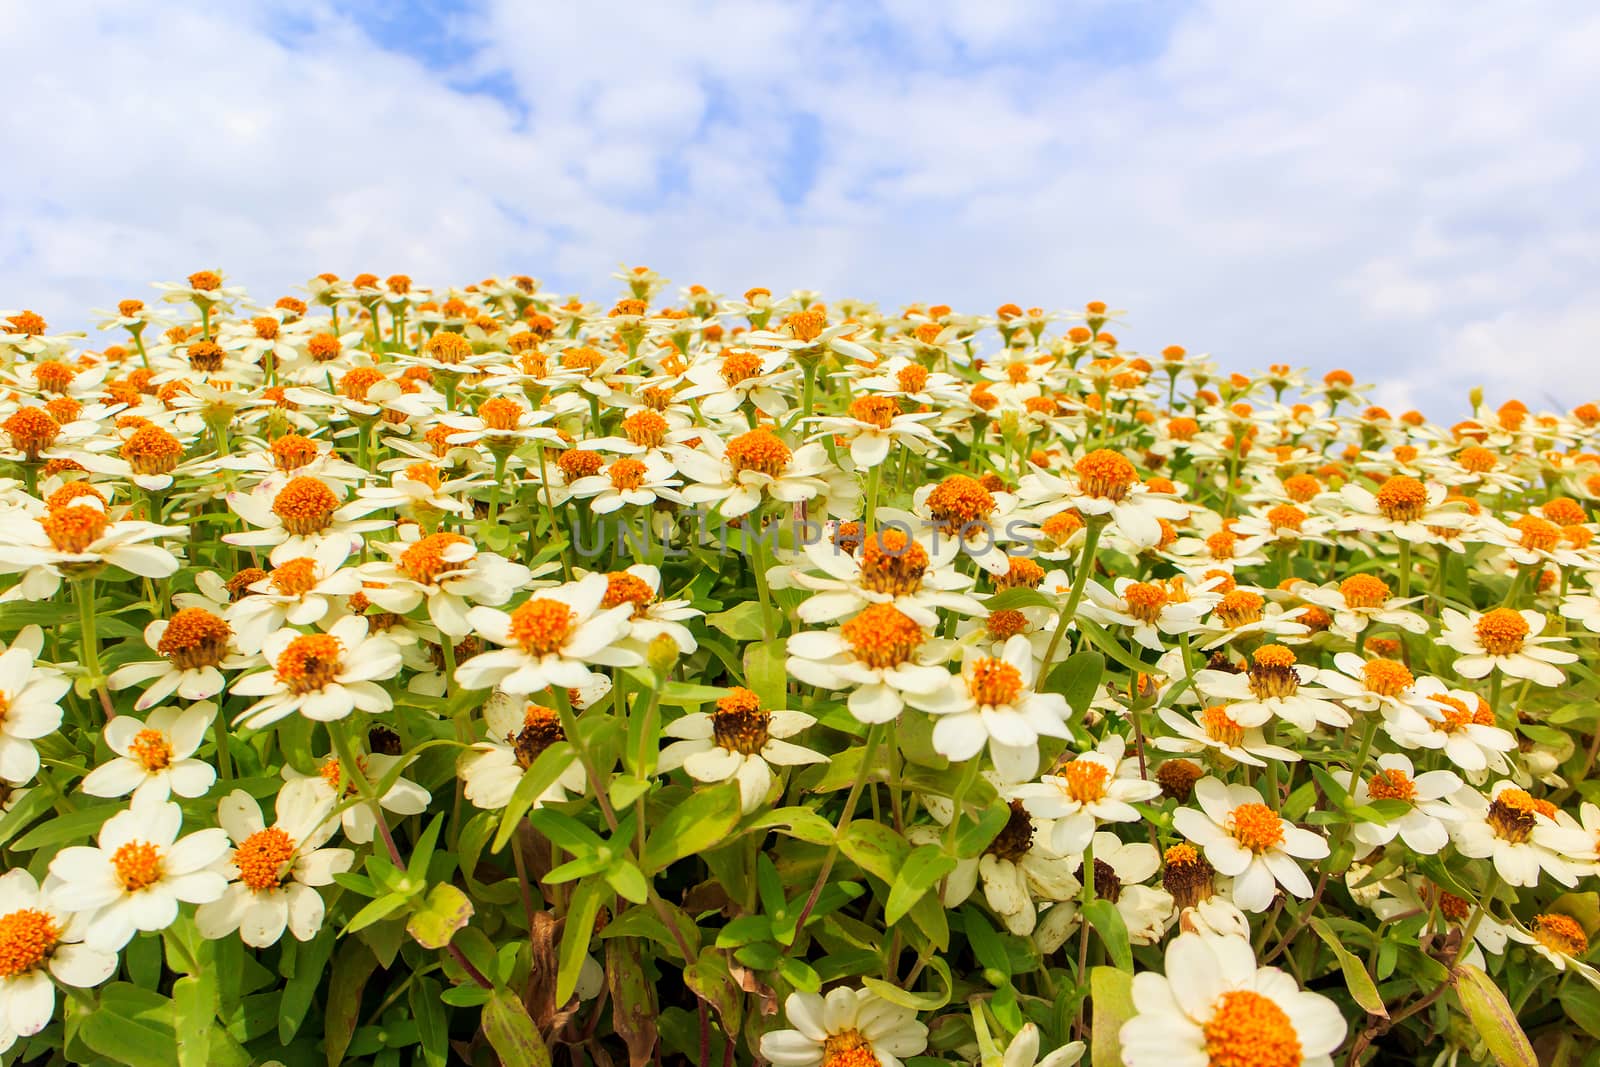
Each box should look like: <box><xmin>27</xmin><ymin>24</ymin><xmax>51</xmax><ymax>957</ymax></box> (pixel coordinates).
<box><xmin>1194</xmin><ymin>644</ymin><xmax>1348</xmax><ymax>732</ymax></box>
<box><xmin>80</xmin><ymin>703</ymin><xmax>217</xmax><ymax>802</ymax></box>
<box><xmin>0</xmin><ymin>502</ymin><xmax>183</xmax><ymax>601</ymax></box>
<box><xmin>46</xmin><ymin>794</ymin><xmax>229</xmax><ymax>951</ymax></box>
<box><xmin>360</xmin><ymin>530</ymin><xmax>531</xmax><ymax>638</ymax></box>
<box><xmin>1154</xmin><ymin>706</ymin><xmax>1300</xmax><ymax>768</ymax></box>
<box><xmin>284</xmin><ymin>752</ymin><xmax>430</xmax><ymax>845</ymax></box>
<box><xmin>785</xmin><ymin>603</ymin><xmax>953</xmax><ymax>724</ymax></box>
<box><xmin>917</xmin><ymin>635</ymin><xmax>1071</xmax><ymax>783</ymax></box>
<box><xmin>1009</xmin><ymin>734</ymin><xmax>1162</xmax><ymax>854</ymax></box>
<box><xmin>1079</xmin><ymin>576</ymin><xmax>1218</xmax><ymax>652</ymax></box>
<box><xmin>1448</xmin><ymin>781</ymin><xmax>1588</xmax><ymax>888</ymax></box>
<box><xmin>789</xmin><ymin>522</ymin><xmax>982</xmax><ymax>628</ymax></box>
<box><xmin>1439</xmin><ymin>607</ymin><xmax>1575</xmax><ymax>686</ymax></box>
<box><xmin>0</xmin><ymin>637</ymin><xmax>67</xmax><ymax>784</ymax></box>
<box><xmin>195</xmin><ymin>784</ymin><xmax>352</xmax><ymax>947</ymax></box>
<box><xmin>1088</xmin><ymin>831</ymin><xmax>1173</xmax><ymax>946</ymax></box>
<box><xmin>459</xmin><ymin>694</ymin><xmax>586</xmax><ymax>811</ymax></box>
<box><xmin>456</xmin><ymin>573</ymin><xmax>640</xmax><ymax>695</ymax></box>
<box><xmin>567</xmin><ymin>451</ymin><xmax>683</xmax><ymax>513</ymax></box>
<box><xmin>659</xmin><ymin>688</ymin><xmax>826</xmax><ymax>813</ymax></box>
<box><xmin>222</xmin><ymin>474</ymin><xmax>390</xmax><ymax>568</ymax></box>
<box><xmin>986</xmin><ymin>1022</ymin><xmax>1084</xmax><ymax>1067</ymax></box>
<box><xmin>1295</xmin><ymin>575</ymin><xmax>1428</xmax><ymax>640</ymax></box>
<box><xmin>759</xmin><ymin>986</ymin><xmax>928</xmax><ymax>1067</ymax></box>
<box><xmin>106</xmin><ymin>607</ymin><xmax>249</xmax><ymax>711</ymax></box>
<box><xmin>226</xmin><ymin>551</ymin><xmax>364</xmax><ymax>653</ymax></box>
<box><xmin>1335</xmin><ymin>474</ymin><xmax>1466</xmax><ymax>543</ymax></box>
<box><xmin>1382</xmin><ymin>680</ymin><xmax>1516</xmax><ymax>775</ymax></box>
<box><xmin>675</xmin><ymin>428</ymin><xmax>843</xmax><ymax>519</ymax></box>
<box><xmin>1334</xmin><ymin>753</ymin><xmax>1460</xmax><ymax>856</ymax></box>
<box><xmin>1172</xmin><ymin>778</ymin><xmax>1329</xmax><ymax>913</ymax></box>
<box><xmin>0</xmin><ymin>869</ymin><xmax>118</xmax><ymax>1040</ymax></box>
<box><xmin>231</xmin><ymin>615</ymin><xmax>403</xmax><ymax>728</ymax></box>
<box><xmin>1119</xmin><ymin>932</ymin><xmax>1345</xmax><ymax>1067</ymax></box>
<box><xmin>1017</xmin><ymin>452</ymin><xmax>1186</xmax><ymax>550</ymax></box>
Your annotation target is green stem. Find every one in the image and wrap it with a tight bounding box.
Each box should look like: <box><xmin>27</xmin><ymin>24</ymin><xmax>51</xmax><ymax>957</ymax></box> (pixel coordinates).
<box><xmin>1039</xmin><ymin>517</ymin><xmax>1106</xmax><ymax>670</ymax></box>
<box><xmin>74</xmin><ymin>578</ymin><xmax>114</xmax><ymax>720</ymax></box>
<box><xmin>784</xmin><ymin>724</ymin><xmax>884</xmax><ymax>956</ymax></box>
<box><xmin>1397</xmin><ymin>539</ymin><xmax>1412</xmax><ymax>599</ymax></box>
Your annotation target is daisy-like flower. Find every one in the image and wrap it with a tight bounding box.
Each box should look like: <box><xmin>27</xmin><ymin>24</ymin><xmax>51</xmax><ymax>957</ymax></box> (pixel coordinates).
<box><xmin>1086</xmin><ymin>831</ymin><xmax>1173</xmax><ymax>946</ymax></box>
<box><xmin>459</xmin><ymin>694</ymin><xmax>586</xmax><ymax>810</ymax></box>
<box><xmin>1154</xmin><ymin>705</ymin><xmax>1301</xmax><ymax>768</ymax></box>
<box><xmin>1119</xmin><ymin>932</ymin><xmax>1346</xmax><ymax>1067</ymax></box>
<box><xmin>1382</xmin><ymin>682</ymin><xmax>1516</xmax><ymax>775</ymax></box>
<box><xmin>284</xmin><ymin>751</ymin><xmax>430</xmax><ymax>845</ymax></box>
<box><xmin>0</xmin><ymin>502</ymin><xmax>183</xmax><ymax>601</ymax></box>
<box><xmin>677</xmin><ymin>347</ymin><xmax>799</xmax><ymax>417</ymax></box>
<box><xmin>789</xmin><ymin>522</ymin><xmax>981</xmax><ymax>627</ymax></box>
<box><xmin>595</xmin><ymin>566</ymin><xmax>702</xmax><ymax>656</ymax></box>
<box><xmin>1336</xmin><ymin>473</ymin><xmax>1467</xmax><ymax>543</ymax></box>
<box><xmin>659</xmin><ymin>688</ymin><xmax>826</xmax><ymax>813</ymax></box>
<box><xmin>1079</xmin><ymin>575</ymin><xmax>1219</xmax><ymax>652</ymax></box>
<box><xmin>1010</xmin><ymin>734</ymin><xmax>1162</xmax><ymax>854</ymax></box>
<box><xmin>913</xmin><ymin>473</ymin><xmax>1032</xmax><ymax>575</ymax></box>
<box><xmin>1194</xmin><ymin>644</ymin><xmax>1348</xmax><ymax>732</ymax></box>
<box><xmin>1334</xmin><ymin>753</ymin><xmax>1460</xmax><ymax>856</ymax></box>
<box><xmin>786</xmin><ymin>602</ymin><xmax>953</xmax><ymax>724</ymax></box>
<box><xmin>222</xmin><ymin>474</ymin><xmax>390</xmax><ymax>568</ymax></box>
<box><xmin>805</xmin><ymin>394</ymin><xmax>945</xmax><ymax>468</ymax></box>
<box><xmin>195</xmin><ymin>784</ymin><xmax>352</xmax><ymax>947</ymax></box>
<box><xmin>1449</xmin><ymin>781</ymin><xmax>1589</xmax><ymax>887</ymax></box>
<box><xmin>1172</xmin><ymin>777</ymin><xmax>1330</xmax><ymax>912</ymax></box>
<box><xmin>1508</xmin><ymin>913</ymin><xmax>1600</xmax><ymax>987</ymax></box>
<box><xmin>0</xmin><ymin>635</ymin><xmax>67</xmax><ymax>784</ymax></box>
<box><xmin>46</xmin><ymin>793</ymin><xmax>230</xmax><ymax>951</ymax></box>
<box><xmin>1018</xmin><ymin>450</ymin><xmax>1186</xmax><ymax>550</ymax></box>
<box><xmin>455</xmin><ymin>572</ymin><xmax>640</xmax><ymax>696</ymax></box>
<box><xmin>231</xmin><ymin>615</ymin><xmax>403</xmax><ymax>728</ymax></box>
<box><xmin>915</xmin><ymin>635</ymin><xmax>1071</xmax><ymax>782</ymax></box>
<box><xmin>917</xmin><ymin>800</ymin><xmax>1081</xmax><ymax>936</ymax></box>
<box><xmin>1439</xmin><ymin>607</ymin><xmax>1576</xmax><ymax>685</ymax></box>
<box><xmin>105</xmin><ymin>606</ymin><xmax>249</xmax><ymax>711</ymax></box>
<box><xmin>1294</xmin><ymin>573</ymin><xmax>1428</xmax><ymax>640</ymax></box>
<box><xmin>0</xmin><ymin>870</ymin><xmax>118</xmax><ymax>1041</ymax></box>
<box><xmin>984</xmin><ymin>1022</ymin><xmax>1084</xmax><ymax>1067</ymax></box>
<box><xmin>1197</xmin><ymin>588</ymin><xmax>1310</xmax><ymax>650</ymax></box>
<box><xmin>1315</xmin><ymin>652</ymin><xmax>1425</xmax><ymax>718</ymax></box>
<box><xmin>676</xmin><ymin>427</ymin><xmax>845</xmax><ymax>520</ymax></box>
<box><xmin>226</xmin><ymin>552</ymin><xmax>364</xmax><ymax>653</ymax></box>
<box><xmin>80</xmin><ymin>704</ymin><xmax>217</xmax><ymax>802</ymax></box>
<box><xmin>566</xmin><ymin>452</ymin><xmax>683</xmax><ymax>514</ymax></box>
<box><xmin>360</xmin><ymin>531</ymin><xmax>531</xmax><ymax>638</ymax></box>
<box><xmin>758</xmin><ymin>985</ymin><xmax>928</xmax><ymax>1067</ymax></box>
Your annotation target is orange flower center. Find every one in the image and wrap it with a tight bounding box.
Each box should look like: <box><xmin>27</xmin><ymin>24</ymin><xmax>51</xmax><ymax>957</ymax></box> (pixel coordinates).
<box><xmin>1203</xmin><ymin>989</ymin><xmax>1302</xmax><ymax>1067</ymax></box>
<box><xmin>510</xmin><ymin>706</ymin><xmax>565</xmax><ymax>768</ymax></box>
<box><xmin>1215</xmin><ymin>590</ymin><xmax>1264</xmax><ymax>628</ymax></box>
<box><xmin>265</xmin><ymin>557</ymin><xmax>317</xmax><ymax>597</ymax></box>
<box><xmin>712</xmin><ymin>688</ymin><xmax>772</xmax><ymax>755</ymax></box>
<box><xmin>968</xmin><ymin>658</ymin><xmax>1024</xmax><ymax>707</ymax></box>
<box><xmin>993</xmin><ymin>555</ymin><xmax>1045</xmax><ymax>591</ymax></box>
<box><xmin>1361</xmin><ymin>659</ymin><xmax>1414</xmax><ymax>697</ymax></box>
<box><xmin>1057</xmin><ymin>759</ymin><xmax>1111</xmax><ymax>803</ymax></box>
<box><xmin>557</xmin><ymin>449</ymin><xmax>604</xmax><ymax>481</ymax></box>
<box><xmin>726</xmin><ymin>429</ymin><xmax>792</xmax><ymax>477</ymax></box>
<box><xmin>111</xmin><ymin>840</ymin><xmax>164</xmax><ymax>892</ymax></box>
<box><xmin>338</xmin><ymin>366</ymin><xmax>384</xmax><ymax>402</ymax></box>
<box><xmin>424</xmin><ymin>332</ymin><xmax>472</xmax><ymax>365</ymax></box>
<box><xmin>1532</xmin><ymin>913</ymin><xmax>1589</xmax><ymax>957</ymax></box>
<box><xmin>478</xmin><ymin>397</ymin><xmax>524</xmax><ymax>432</ymax></box>
<box><xmin>269</xmin><ymin>434</ymin><xmax>319</xmax><ymax>471</ymax></box>
<box><xmin>41</xmin><ymin>504</ymin><xmax>109</xmax><ymax>553</ymax></box>
<box><xmin>608</xmin><ymin>458</ymin><xmax>648</xmax><ymax>491</ymax></box>
<box><xmin>34</xmin><ymin>360</ymin><xmax>76</xmax><ymax>394</ymax></box>
<box><xmin>1123</xmin><ymin>581</ymin><xmax>1169</xmax><ymax>624</ymax></box>
<box><xmin>602</xmin><ymin>572</ymin><xmax>655</xmax><ymax>617</ymax></box>
<box><xmin>156</xmin><ymin>608</ymin><xmax>233</xmax><ymax>669</ymax></box>
<box><xmin>1457</xmin><ymin>446</ymin><xmax>1497</xmax><ymax>473</ymax></box>
<box><xmin>821</xmin><ymin>1028</ymin><xmax>881</xmax><ymax>1067</ymax></box>
<box><xmin>896</xmin><ymin>365</ymin><xmax>929</xmax><ymax>393</ymax></box>
<box><xmin>1339</xmin><ymin>573</ymin><xmax>1391</xmax><ymax>610</ymax></box>
<box><xmin>120</xmin><ymin>425</ymin><xmax>184</xmax><ymax>475</ymax></box>
<box><xmin>274</xmin><ymin>634</ymin><xmax>344</xmax><ymax>694</ymax></box>
<box><xmin>188</xmin><ymin>270</ymin><xmax>222</xmax><ymax>291</ymax></box>
<box><xmin>0</xmin><ymin>908</ymin><xmax>60</xmax><ymax>978</ymax></box>
<box><xmin>1265</xmin><ymin>504</ymin><xmax>1306</xmax><ymax>532</ymax></box>
<box><xmin>235</xmin><ymin>827</ymin><xmax>296</xmax><ymax>891</ymax></box>
<box><xmin>508</xmin><ymin>599</ymin><xmax>577</xmax><ymax>656</ymax></box>
<box><xmin>272</xmin><ymin>477</ymin><xmax>339</xmax><ymax>535</ymax></box>
<box><xmin>129</xmin><ymin>728</ymin><xmax>174</xmax><ymax>771</ymax></box>
<box><xmin>985</xmin><ymin>609</ymin><xmax>1027</xmax><ymax>640</ymax></box>
<box><xmin>1487</xmin><ymin>789</ymin><xmax>1539</xmax><ymax>843</ymax></box>
<box><xmin>1513</xmin><ymin>515</ymin><xmax>1560</xmax><ymax>553</ymax></box>
<box><xmin>400</xmin><ymin>533</ymin><xmax>474</xmax><ymax>585</ymax></box>
<box><xmin>1041</xmin><ymin>509</ymin><xmax>1085</xmax><ymax>545</ymax></box>
<box><xmin>926</xmin><ymin>474</ymin><xmax>996</xmax><ymax>534</ymax></box>
<box><xmin>1075</xmin><ymin>449</ymin><xmax>1137</xmax><ymax>500</ymax></box>
<box><xmin>1202</xmin><ymin>706</ymin><xmax>1245</xmax><ymax>747</ymax></box>
<box><xmin>4</xmin><ymin>406</ymin><xmax>62</xmax><ymax>458</ymax></box>
<box><xmin>1474</xmin><ymin>608</ymin><xmax>1529</xmax><ymax>656</ymax></box>
<box><xmin>1282</xmin><ymin>474</ymin><xmax>1321</xmax><ymax>503</ymax></box>
<box><xmin>1366</xmin><ymin>768</ymin><xmax>1416</xmax><ymax>802</ymax></box>
<box><xmin>859</xmin><ymin>529</ymin><xmax>929</xmax><ymax>596</ymax></box>
<box><xmin>1229</xmin><ymin>803</ymin><xmax>1285</xmax><ymax>853</ymax></box>
<box><xmin>847</xmin><ymin>395</ymin><xmax>897</xmax><ymax>430</ymax></box>
<box><xmin>1374</xmin><ymin>476</ymin><xmax>1428</xmax><ymax>522</ymax></box>
<box><xmin>623</xmin><ymin>409</ymin><xmax>669</xmax><ymax>448</ymax></box>
<box><xmin>1248</xmin><ymin>646</ymin><xmax>1299</xmax><ymax>699</ymax></box>
<box><xmin>719</xmin><ymin>350</ymin><xmax>762</xmax><ymax>386</ymax></box>
<box><xmin>839</xmin><ymin>604</ymin><xmax>924</xmax><ymax>670</ymax></box>
<box><xmin>1542</xmin><ymin>497</ymin><xmax>1588</xmax><ymax>526</ymax></box>
<box><xmin>307</xmin><ymin>333</ymin><xmax>343</xmax><ymax>362</ymax></box>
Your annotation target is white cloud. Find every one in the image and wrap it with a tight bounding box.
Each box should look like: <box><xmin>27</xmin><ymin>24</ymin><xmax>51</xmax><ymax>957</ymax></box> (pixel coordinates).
<box><xmin>4</xmin><ymin>0</ymin><xmax>1600</xmax><ymax>414</ymax></box>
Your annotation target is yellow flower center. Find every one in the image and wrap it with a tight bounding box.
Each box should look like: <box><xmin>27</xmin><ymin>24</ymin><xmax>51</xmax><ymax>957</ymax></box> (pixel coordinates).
<box><xmin>129</xmin><ymin>728</ymin><xmax>174</xmax><ymax>771</ymax></box>
<box><xmin>968</xmin><ymin>658</ymin><xmax>1024</xmax><ymax>707</ymax></box>
<box><xmin>1202</xmin><ymin>706</ymin><xmax>1245</xmax><ymax>747</ymax></box>
<box><xmin>0</xmin><ymin>909</ymin><xmax>61</xmax><ymax>978</ymax></box>
<box><xmin>1247</xmin><ymin>645</ymin><xmax>1300</xmax><ymax>700</ymax></box>
<box><xmin>478</xmin><ymin>397</ymin><xmax>524</xmax><ymax>432</ymax></box>
<box><xmin>601</xmin><ymin>572</ymin><xmax>655</xmax><ymax>618</ymax></box>
<box><xmin>111</xmin><ymin>840</ymin><xmax>164</xmax><ymax>892</ymax></box>
<box><xmin>1366</xmin><ymin>768</ymin><xmax>1416</xmax><ymax>802</ymax></box>
<box><xmin>1214</xmin><ymin>590</ymin><xmax>1264</xmax><ymax>628</ymax></box>
<box><xmin>859</xmin><ymin>530</ymin><xmax>929</xmax><ymax>596</ymax></box>
<box><xmin>120</xmin><ymin>425</ymin><xmax>184</xmax><ymax>476</ymax></box>
<box><xmin>1486</xmin><ymin>789</ymin><xmax>1540</xmax><ymax>843</ymax></box>
<box><xmin>156</xmin><ymin>608</ymin><xmax>233</xmax><ymax>669</ymax></box>
<box><xmin>5</xmin><ymin>407</ymin><xmax>63</xmax><ymax>459</ymax></box>
<box><xmin>926</xmin><ymin>474</ymin><xmax>996</xmax><ymax>534</ymax></box>
<box><xmin>1122</xmin><ymin>581</ymin><xmax>1169</xmax><ymax>624</ymax></box>
<box><xmin>424</xmin><ymin>332</ymin><xmax>472</xmax><ymax>365</ymax></box>
<box><xmin>41</xmin><ymin>504</ymin><xmax>109</xmax><ymax>553</ymax></box>
<box><xmin>847</xmin><ymin>395</ymin><xmax>897</xmax><ymax>430</ymax></box>
<box><xmin>993</xmin><ymin>555</ymin><xmax>1045</xmax><ymax>591</ymax></box>
<box><xmin>608</xmin><ymin>457</ymin><xmax>649</xmax><ymax>491</ymax></box>
<box><xmin>400</xmin><ymin>533</ymin><xmax>474</xmax><ymax>585</ymax></box>
<box><xmin>719</xmin><ymin>350</ymin><xmax>763</xmax><ymax>386</ymax></box>
<box><xmin>235</xmin><ymin>827</ymin><xmax>296</xmax><ymax>891</ymax></box>
<box><xmin>623</xmin><ymin>409</ymin><xmax>669</xmax><ymax>448</ymax></box>
<box><xmin>1474</xmin><ymin>608</ymin><xmax>1529</xmax><ymax>656</ymax></box>
<box><xmin>1203</xmin><ymin>989</ymin><xmax>1302</xmax><ymax>1067</ymax></box>
<box><xmin>1057</xmin><ymin>759</ymin><xmax>1111</xmax><ymax>803</ymax></box>
<box><xmin>821</xmin><ymin>1028</ymin><xmax>881</xmax><ymax>1067</ymax></box>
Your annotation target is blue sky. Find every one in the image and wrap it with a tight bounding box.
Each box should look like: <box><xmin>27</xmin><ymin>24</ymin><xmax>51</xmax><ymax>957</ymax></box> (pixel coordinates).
<box><xmin>6</xmin><ymin>0</ymin><xmax>1600</xmax><ymax>414</ymax></box>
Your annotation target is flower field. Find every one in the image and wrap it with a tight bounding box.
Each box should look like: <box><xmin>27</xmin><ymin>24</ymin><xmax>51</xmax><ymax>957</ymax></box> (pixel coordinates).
<box><xmin>2</xmin><ymin>272</ymin><xmax>1599</xmax><ymax>1066</ymax></box>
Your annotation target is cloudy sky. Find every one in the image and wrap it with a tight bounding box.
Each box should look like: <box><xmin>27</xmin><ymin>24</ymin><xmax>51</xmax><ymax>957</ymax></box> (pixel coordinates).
<box><xmin>6</xmin><ymin>1</ymin><xmax>1599</xmax><ymax>414</ymax></box>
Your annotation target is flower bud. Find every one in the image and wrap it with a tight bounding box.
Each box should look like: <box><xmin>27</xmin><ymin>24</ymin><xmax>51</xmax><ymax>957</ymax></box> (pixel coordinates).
<box><xmin>647</xmin><ymin>632</ymin><xmax>679</xmax><ymax>679</ymax></box>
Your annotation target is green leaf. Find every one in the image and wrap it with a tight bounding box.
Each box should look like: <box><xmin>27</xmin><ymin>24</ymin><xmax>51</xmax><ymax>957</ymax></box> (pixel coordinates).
<box><xmin>684</xmin><ymin>949</ymin><xmax>744</xmax><ymax>1033</ymax></box>
<box><xmin>1042</xmin><ymin>650</ymin><xmax>1105</xmax><ymax>721</ymax></box>
<box><xmin>1083</xmin><ymin>898</ymin><xmax>1133</xmax><ymax>972</ymax></box>
<box><xmin>173</xmin><ymin>974</ymin><xmax>217</xmax><ymax>1067</ymax></box>
<box><xmin>1307</xmin><ymin>917</ymin><xmax>1386</xmax><ymax>1017</ymax></box>
<box><xmin>558</xmin><ymin>877</ymin><xmax>607</xmax><ymax>1006</ymax></box>
<box><xmin>324</xmin><ymin>941</ymin><xmax>379</xmax><ymax>1066</ymax></box>
<box><xmin>606</xmin><ymin>858</ymin><xmax>651</xmax><ymax>905</ymax></box>
<box><xmin>80</xmin><ymin>983</ymin><xmax>178</xmax><ymax>1067</ymax></box>
<box><xmin>642</xmin><ymin>781</ymin><xmax>742</xmax><ymax>874</ymax></box>
<box><xmin>837</xmin><ymin>820</ymin><xmax>910</xmax><ymax>884</ymax></box>
<box><xmin>406</xmin><ymin>883</ymin><xmax>475</xmax><ymax>949</ymax></box>
<box><xmin>984</xmin><ymin>587</ymin><xmax>1060</xmax><ymax>612</ymax></box>
<box><xmin>744</xmin><ymin>638</ymin><xmax>787</xmax><ymax>710</ymax></box>
<box><xmin>742</xmin><ymin>806</ymin><xmax>837</xmax><ymax>845</ymax></box>
<box><xmin>481</xmin><ymin>990</ymin><xmax>554</xmax><ymax>1067</ymax></box>
<box><xmin>862</xmin><ymin>959</ymin><xmax>953</xmax><ymax>1011</ymax></box>
<box><xmin>885</xmin><ymin>845</ymin><xmax>957</xmax><ymax>925</ymax></box>
<box><xmin>10</xmin><ymin>802</ymin><xmax>116</xmax><ymax>850</ymax></box>
<box><xmin>953</xmin><ymin>803</ymin><xmax>1010</xmax><ymax>858</ymax></box>
<box><xmin>410</xmin><ymin>976</ymin><xmax>450</xmax><ymax>1067</ymax></box>
<box><xmin>491</xmin><ymin>740</ymin><xmax>577</xmax><ymax>852</ymax></box>
<box><xmin>1453</xmin><ymin>963</ymin><xmax>1537</xmax><ymax>1067</ymax></box>
<box><xmin>342</xmin><ymin>891</ymin><xmax>413</xmax><ymax>935</ymax></box>
<box><xmin>1090</xmin><ymin>967</ymin><xmax>1136</xmax><ymax>1067</ymax></box>
<box><xmin>706</xmin><ymin>601</ymin><xmax>765</xmax><ymax>640</ymax></box>
<box><xmin>278</xmin><ymin>921</ymin><xmax>335</xmax><ymax>1044</ymax></box>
